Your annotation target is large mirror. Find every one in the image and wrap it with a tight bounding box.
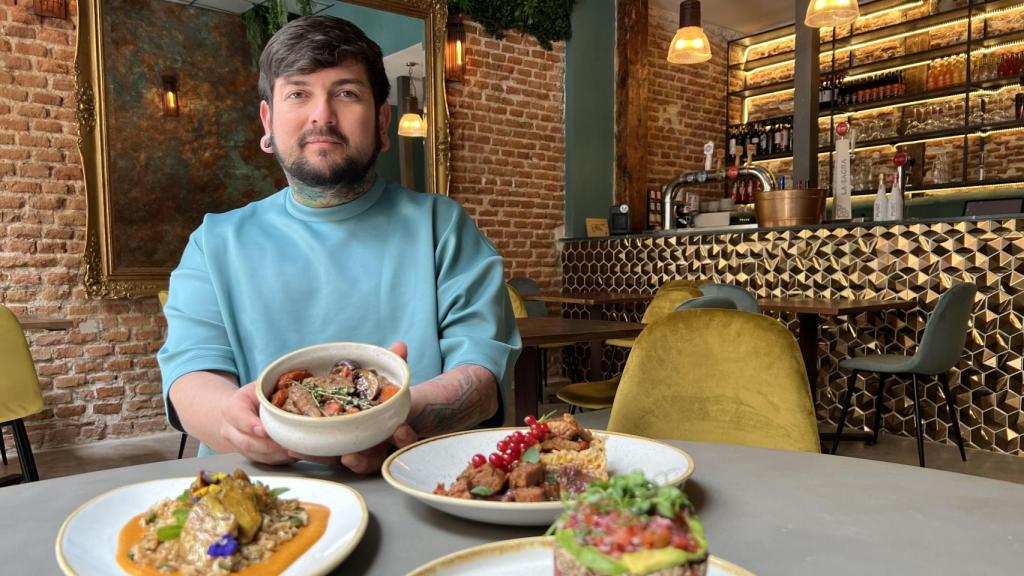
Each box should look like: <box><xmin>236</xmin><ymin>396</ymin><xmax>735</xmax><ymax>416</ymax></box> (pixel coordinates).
<box><xmin>76</xmin><ymin>0</ymin><xmax>449</xmax><ymax>299</ymax></box>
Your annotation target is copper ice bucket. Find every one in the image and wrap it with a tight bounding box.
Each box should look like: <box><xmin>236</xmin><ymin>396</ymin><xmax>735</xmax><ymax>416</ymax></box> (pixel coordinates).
<box><xmin>754</xmin><ymin>188</ymin><xmax>826</xmax><ymax>228</ymax></box>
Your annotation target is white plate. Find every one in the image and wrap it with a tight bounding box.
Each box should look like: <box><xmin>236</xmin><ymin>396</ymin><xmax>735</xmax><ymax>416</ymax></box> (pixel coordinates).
<box><xmin>406</xmin><ymin>536</ymin><xmax>755</xmax><ymax>576</ymax></box>
<box><xmin>383</xmin><ymin>428</ymin><xmax>694</xmax><ymax>526</ymax></box>
<box><xmin>55</xmin><ymin>475</ymin><xmax>368</xmax><ymax>576</ymax></box>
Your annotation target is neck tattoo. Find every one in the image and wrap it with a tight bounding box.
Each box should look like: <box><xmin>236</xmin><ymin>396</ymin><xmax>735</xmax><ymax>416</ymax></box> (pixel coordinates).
<box><xmin>289</xmin><ymin>172</ymin><xmax>377</xmax><ymax>209</ymax></box>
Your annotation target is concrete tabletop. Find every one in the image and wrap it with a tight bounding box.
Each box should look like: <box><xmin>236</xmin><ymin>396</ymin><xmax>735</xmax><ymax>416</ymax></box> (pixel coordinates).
<box><xmin>4</xmin><ymin>414</ymin><xmax>1021</xmax><ymax>575</ymax></box>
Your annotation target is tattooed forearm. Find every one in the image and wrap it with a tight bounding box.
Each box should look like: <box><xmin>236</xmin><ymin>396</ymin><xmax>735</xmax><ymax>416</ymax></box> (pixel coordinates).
<box><xmin>407</xmin><ymin>364</ymin><xmax>498</xmax><ymax>437</ymax></box>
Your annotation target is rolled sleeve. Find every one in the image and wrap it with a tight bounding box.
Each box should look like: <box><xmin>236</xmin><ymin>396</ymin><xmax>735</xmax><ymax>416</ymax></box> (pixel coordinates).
<box><xmin>157</xmin><ymin>225</ymin><xmax>238</xmax><ymax>431</ymax></box>
<box><xmin>434</xmin><ymin>203</ymin><xmax>522</xmax><ymax>425</ymax></box>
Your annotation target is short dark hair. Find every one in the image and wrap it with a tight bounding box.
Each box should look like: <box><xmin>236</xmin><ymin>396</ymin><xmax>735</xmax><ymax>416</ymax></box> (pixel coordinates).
<box><xmin>258</xmin><ymin>15</ymin><xmax>390</xmax><ymax>109</ymax></box>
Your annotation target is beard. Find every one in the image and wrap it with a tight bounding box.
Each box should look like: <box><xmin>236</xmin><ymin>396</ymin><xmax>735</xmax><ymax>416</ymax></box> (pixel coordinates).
<box><xmin>275</xmin><ymin>124</ymin><xmax>382</xmax><ymax>190</ymax></box>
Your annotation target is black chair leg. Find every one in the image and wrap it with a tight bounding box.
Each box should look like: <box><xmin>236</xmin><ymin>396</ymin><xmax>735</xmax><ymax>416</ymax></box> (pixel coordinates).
<box><xmin>910</xmin><ymin>374</ymin><xmax>926</xmax><ymax>468</ymax></box>
<box><xmin>869</xmin><ymin>374</ymin><xmax>889</xmax><ymax>445</ymax></box>
<box><xmin>538</xmin><ymin>350</ymin><xmax>549</xmax><ymax>403</ymax></box>
<box><xmin>938</xmin><ymin>372</ymin><xmax>967</xmax><ymax>462</ymax></box>
<box><xmin>0</xmin><ymin>423</ymin><xmax>7</xmax><ymax>466</ymax></box>
<box><xmin>831</xmin><ymin>370</ymin><xmax>858</xmax><ymax>455</ymax></box>
<box><xmin>177</xmin><ymin>433</ymin><xmax>188</xmax><ymax>460</ymax></box>
<box><xmin>11</xmin><ymin>419</ymin><xmax>38</xmax><ymax>482</ymax></box>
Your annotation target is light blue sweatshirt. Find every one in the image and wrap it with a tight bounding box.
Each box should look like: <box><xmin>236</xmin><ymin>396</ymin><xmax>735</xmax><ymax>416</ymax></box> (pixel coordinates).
<box><xmin>157</xmin><ymin>177</ymin><xmax>521</xmax><ymax>438</ymax></box>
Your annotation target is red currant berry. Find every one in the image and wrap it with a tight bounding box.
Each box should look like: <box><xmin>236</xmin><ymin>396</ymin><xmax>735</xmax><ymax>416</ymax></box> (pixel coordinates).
<box><xmin>500</xmin><ymin>453</ymin><xmax>514</xmax><ymax>468</ymax></box>
<box><xmin>524</xmin><ymin>415</ymin><xmax>537</xmax><ymax>426</ymax></box>
<box><xmin>488</xmin><ymin>453</ymin><xmax>503</xmax><ymax>467</ymax></box>
<box><xmin>526</xmin><ymin>432</ymin><xmax>539</xmax><ymax>444</ymax></box>
<box><xmin>539</xmin><ymin>423</ymin><xmax>550</xmax><ymax>435</ymax></box>
<box><xmin>512</xmin><ymin>431</ymin><xmax>526</xmax><ymax>443</ymax></box>
<box><xmin>497</xmin><ymin>440</ymin><xmax>509</xmax><ymax>452</ymax></box>
<box><xmin>471</xmin><ymin>454</ymin><xmax>486</xmax><ymax>468</ymax></box>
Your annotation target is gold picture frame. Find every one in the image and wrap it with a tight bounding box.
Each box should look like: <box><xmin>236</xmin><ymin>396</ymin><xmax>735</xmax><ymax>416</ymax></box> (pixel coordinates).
<box><xmin>75</xmin><ymin>0</ymin><xmax>450</xmax><ymax>299</ymax></box>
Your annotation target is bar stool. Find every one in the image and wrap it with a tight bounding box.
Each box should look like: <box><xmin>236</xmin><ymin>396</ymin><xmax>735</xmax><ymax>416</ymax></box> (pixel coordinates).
<box><xmin>831</xmin><ymin>283</ymin><xmax>976</xmax><ymax>467</ymax></box>
<box><xmin>0</xmin><ymin>305</ymin><xmax>45</xmax><ymax>483</ymax></box>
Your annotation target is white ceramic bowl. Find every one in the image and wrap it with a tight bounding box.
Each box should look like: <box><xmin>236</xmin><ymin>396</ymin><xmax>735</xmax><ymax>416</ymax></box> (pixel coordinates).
<box><xmin>256</xmin><ymin>342</ymin><xmax>411</xmax><ymax>457</ymax></box>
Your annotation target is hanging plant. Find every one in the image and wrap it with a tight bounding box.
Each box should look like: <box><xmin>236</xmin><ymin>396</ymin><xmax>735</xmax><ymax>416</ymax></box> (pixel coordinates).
<box><xmin>241</xmin><ymin>0</ymin><xmax>315</xmax><ymax>68</ymax></box>
<box><xmin>448</xmin><ymin>0</ymin><xmax>578</xmax><ymax>50</ymax></box>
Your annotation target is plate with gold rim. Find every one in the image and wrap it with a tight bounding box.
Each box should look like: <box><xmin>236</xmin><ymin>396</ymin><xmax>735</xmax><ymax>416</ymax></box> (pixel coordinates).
<box><xmin>55</xmin><ymin>475</ymin><xmax>367</xmax><ymax>576</ymax></box>
<box><xmin>406</xmin><ymin>536</ymin><xmax>755</xmax><ymax>576</ymax></box>
<box><xmin>382</xmin><ymin>427</ymin><xmax>694</xmax><ymax>526</ymax></box>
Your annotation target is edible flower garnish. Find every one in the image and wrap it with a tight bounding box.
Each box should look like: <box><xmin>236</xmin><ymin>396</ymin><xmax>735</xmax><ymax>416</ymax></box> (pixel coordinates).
<box><xmin>207</xmin><ymin>534</ymin><xmax>239</xmax><ymax>558</ymax></box>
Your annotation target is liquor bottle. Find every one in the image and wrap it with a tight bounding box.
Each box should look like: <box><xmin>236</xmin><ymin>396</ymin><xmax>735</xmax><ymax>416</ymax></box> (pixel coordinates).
<box><xmin>727</xmin><ymin>126</ymin><xmax>737</xmax><ymax>165</ymax></box>
<box><xmin>749</xmin><ymin>124</ymin><xmax>760</xmax><ymax>160</ymax></box>
<box><xmin>888</xmin><ymin>171</ymin><xmax>904</xmax><ymax>221</ymax></box>
<box><xmin>873</xmin><ymin>173</ymin><xmax>889</xmax><ymax>221</ymax></box>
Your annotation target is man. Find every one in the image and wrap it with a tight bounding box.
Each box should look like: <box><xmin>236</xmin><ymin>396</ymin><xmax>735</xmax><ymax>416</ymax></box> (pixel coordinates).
<box><xmin>157</xmin><ymin>16</ymin><xmax>521</xmax><ymax>474</ymax></box>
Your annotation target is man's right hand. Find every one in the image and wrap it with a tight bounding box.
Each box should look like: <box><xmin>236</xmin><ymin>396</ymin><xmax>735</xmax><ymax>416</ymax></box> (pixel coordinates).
<box><xmin>219</xmin><ymin>382</ymin><xmax>296</xmax><ymax>465</ymax></box>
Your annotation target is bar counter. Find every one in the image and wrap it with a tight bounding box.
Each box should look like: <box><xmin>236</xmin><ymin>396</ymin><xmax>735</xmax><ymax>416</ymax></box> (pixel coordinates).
<box><xmin>559</xmin><ymin>215</ymin><xmax>1024</xmax><ymax>456</ymax></box>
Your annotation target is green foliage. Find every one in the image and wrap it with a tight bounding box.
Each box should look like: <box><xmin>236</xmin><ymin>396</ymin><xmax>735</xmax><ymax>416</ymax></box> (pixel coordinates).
<box><xmin>241</xmin><ymin>0</ymin><xmax>316</xmax><ymax>68</ymax></box>
<box><xmin>448</xmin><ymin>0</ymin><xmax>578</xmax><ymax>50</ymax></box>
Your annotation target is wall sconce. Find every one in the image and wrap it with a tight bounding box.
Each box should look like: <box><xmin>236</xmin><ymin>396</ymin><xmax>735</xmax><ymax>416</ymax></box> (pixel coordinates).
<box><xmin>667</xmin><ymin>0</ymin><xmax>712</xmax><ymax>64</ymax></box>
<box><xmin>805</xmin><ymin>0</ymin><xmax>861</xmax><ymax>28</ymax></box>
<box><xmin>34</xmin><ymin>0</ymin><xmax>67</xmax><ymax>19</ymax></box>
<box><xmin>445</xmin><ymin>15</ymin><xmax>466</xmax><ymax>82</ymax></box>
<box><xmin>398</xmin><ymin>63</ymin><xmax>427</xmax><ymax>138</ymax></box>
<box><xmin>162</xmin><ymin>74</ymin><xmax>179</xmax><ymax>117</ymax></box>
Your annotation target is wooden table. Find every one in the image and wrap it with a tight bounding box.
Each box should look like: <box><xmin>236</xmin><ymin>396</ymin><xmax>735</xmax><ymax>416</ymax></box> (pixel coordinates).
<box><xmin>5</xmin><ymin>431</ymin><xmax>1023</xmax><ymax>575</ymax></box>
<box><xmin>758</xmin><ymin>297</ymin><xmax>917</xmax><ymax>409</ymax></box>
<box><xmin>514</xmin><ymin>317</ymin><xmax>644</xmax><ymax>422</ymax></box>
<box><xmin>524</xmin><ymin>292</ymin><xmax>653</xmax><ymax>306</ymax></box>
<box><xmin>16</xmin><ymin>316</ymin><xmax>74</xmax><ymax>330</ymax></box>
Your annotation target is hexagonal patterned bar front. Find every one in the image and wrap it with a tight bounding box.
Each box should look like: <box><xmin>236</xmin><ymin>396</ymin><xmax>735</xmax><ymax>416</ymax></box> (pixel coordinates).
<box><xmin>560</xmin><ymin>219</ymin><xmax>1024</xmax><ymax>455</ymax></box>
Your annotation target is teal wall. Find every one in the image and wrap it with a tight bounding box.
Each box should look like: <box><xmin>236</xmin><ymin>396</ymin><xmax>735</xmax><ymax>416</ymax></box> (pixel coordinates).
<box><xmin>322</xmin><ymin>3</ymin><xmax>423</xmax><ymax>56</ymax></box>
<box><xmin>564</xmin><ymin>0</ymin><xmax>616</xmax><ymax>238</ymax></box>
<box><xmin>320</xmin><ymin>4</ymin><xmax>425</xmax><ymax>190</ymax></box>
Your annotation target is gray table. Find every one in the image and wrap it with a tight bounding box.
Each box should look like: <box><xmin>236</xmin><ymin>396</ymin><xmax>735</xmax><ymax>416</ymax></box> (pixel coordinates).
<box><xmin>4</xmin><ymin>412</ymin><xmax>1021</xmax><ymax>575</ymax></box>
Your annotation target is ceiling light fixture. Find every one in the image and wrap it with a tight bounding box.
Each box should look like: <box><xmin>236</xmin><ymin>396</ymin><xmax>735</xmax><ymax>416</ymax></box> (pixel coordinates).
<box><xmin>397</xmin><ymin>62</ymin><xmax>427</xmax><ymax>139</ymax></box>
<box><xmin>667</xmin><ymin>0</ymin><xmax>712</xmax><ymax>64</ymax></box>
<box><xmin>805</xmin><ymin>0</ymin><xmax>861</xmax><ymax>29</ymax></box>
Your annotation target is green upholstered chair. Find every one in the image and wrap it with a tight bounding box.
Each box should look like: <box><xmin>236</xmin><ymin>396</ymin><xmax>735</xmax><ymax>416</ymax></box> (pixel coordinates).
<box><xmin>0</xmin><ymin>305</ymin><xmax>45</xmax><ymax>482</ymax></box>
<box><xmin>674</xmin><ymin>295</ymin><xmax>737</xmax><ymax>311</ymax></box>
<box><xmin>607</xmin><ymin>309</ymin><xmax>820</xmax><ymax>453</ymax></box>
<box><xmin>606</xmin><ymin>284</ymin><xmax>703</xmax><ymax>349</ymax></box>
<box><xmin>508</xmin><ymin>277</ymin><xmax>549</xmax><ymax>318</ymax></box>
<box><xmin>158</xmin><ymin>290</ymin><xmax>189</xmax><ymax>460</ymax></box>
<box><xmin>831</xmin><ymin>283</ymin><xmax>977</xmax><ymax>467</ymax></box>
<box><xmin>697</xmin><ymin>283</ymin><xmax>761</xmax><ymax>313</ymax></box>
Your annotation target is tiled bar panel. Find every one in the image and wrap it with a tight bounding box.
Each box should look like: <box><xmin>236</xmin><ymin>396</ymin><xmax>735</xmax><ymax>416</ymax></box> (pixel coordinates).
<box><xmin>561</xmin><ymin>218</ymin><xmax>1024</xmax><ymax>455</ymax></box>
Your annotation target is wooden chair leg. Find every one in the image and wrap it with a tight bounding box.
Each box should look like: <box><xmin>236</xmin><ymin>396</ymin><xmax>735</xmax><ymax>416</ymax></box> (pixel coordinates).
<box><xmin>937</xmin><ymin>372</ymin><xmax>967</xmax><ymax>462</ymax></box>
<box><xmin>869</xmin><ymin>374</ymin><xmax>889</xmax><ymax>445</ymax></box>
<box><xmin>0</xmin><ymin>423</ymin><xmax>8</xmax><ymax>466</ymax></box>
<box><xmin>177</xmin><ymin>433</ymin><xmax>188</xmax><ymax>460</ymax></box>
<box><xmin>11</xmin><ymin>419</ymin><xmax>38</xmax><ymax>482</ymax></box>
<box><xmin>831</xmin><ymin>370</ymin><xmax>858</xmax><ymax>455</ymax></box>
<box><xmin>910</xmin><ymin>374</ymin><xmax>926</xmax><ymax>468</ymax></box>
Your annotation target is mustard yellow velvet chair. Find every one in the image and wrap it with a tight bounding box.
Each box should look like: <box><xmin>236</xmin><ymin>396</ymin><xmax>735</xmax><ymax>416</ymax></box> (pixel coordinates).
<box><xmin>556</xmin><ymin>374</ymin><xmax>621</xmax><ymax>414</ymax></box>
<box><xmin>607</xmin><ymin>309</ymin><xmax>820</xmax><ymax>453</ymax></box>
<box><xmin>606</xmin><ymin>283</ymin><xmax>703</xmax><ymax>349</ymax></box>
<box><xmin>0</xmin><ymin>305</ymin><xmax>45</xmax><ymax>483</ymax></box>
<box><xmin>157</xmin><ymin>290</ymin><xmax>189</xmax><ymax>459</ymax></box>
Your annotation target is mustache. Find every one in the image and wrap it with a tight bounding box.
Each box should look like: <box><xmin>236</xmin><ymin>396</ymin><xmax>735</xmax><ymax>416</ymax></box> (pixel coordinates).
<box><xmin>299</xmin><ymin>127</ymin><xmax>349</xmax><ymax>147</ymax></box>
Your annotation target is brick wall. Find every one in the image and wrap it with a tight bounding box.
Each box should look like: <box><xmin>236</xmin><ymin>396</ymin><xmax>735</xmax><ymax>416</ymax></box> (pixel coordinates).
<box><xmin>1</xmin><ymin>4</ymin><xmax>566</xmax><ymax>452</ymax></box>
<box><xmin>645</xmin><ymin>5</ymin><xmax>734</xmax><ymax>199</ymax></box>
<box><xmin>446</xmin><ymin>21</ymin><xmax>565</xmax><ymax>295</ymax></box>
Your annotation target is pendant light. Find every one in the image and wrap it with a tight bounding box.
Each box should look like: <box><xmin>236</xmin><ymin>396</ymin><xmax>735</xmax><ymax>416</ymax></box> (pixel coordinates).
<box><xmin>397</xmin><ymin>62</ymin><xmax>427</xmax><ymax>139</ymax></box>
<box><xmin>804</xmin><ymin>0</ymin><xmax>860</xmax><ymax>29</ymax></box>
<box><xmin>667</xmin><ymin>0</ymin><xmax>712</xmax><ymax>64</ymax></box>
